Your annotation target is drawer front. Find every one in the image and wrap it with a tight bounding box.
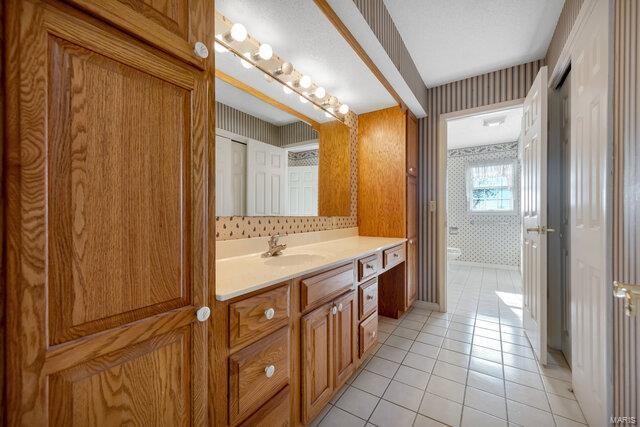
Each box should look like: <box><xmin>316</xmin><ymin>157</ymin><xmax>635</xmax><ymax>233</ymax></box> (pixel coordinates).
<box><xmin>359</xmin><ymin>312</ymin><xmax>378</xmax><ymax>357</ymax></box>
<box><xmin>383</xmin><ymin>245</ymin><xmax>405</xmax><ymax>269</ymax></box>
<box><xmin>357</xmin><ymin>254</ymin><xmax>380</xmax><ymax>282</ymax></box>
<box><xmin>229</xmin><ymin>327</ymin><xmax>290</xmax><ymax>424</ymax></box>
<box><xmin>301</xmin><ymin>264</ymin><xmax>354</xmax><ymax>311</ymax></box>
<box><xmin>239</xmin><ymin>385</ymin><xmax>290</xmax><ymax>427</ymax></box>
<box><xmin>229</xmin><ymin>284</ymin><xmax>290</xmax><ymax>349</ymax></box>
<box><xmin>358</xmin><ymin>279</ymin><xmax>378</xmax><ymax>320</ymax></box>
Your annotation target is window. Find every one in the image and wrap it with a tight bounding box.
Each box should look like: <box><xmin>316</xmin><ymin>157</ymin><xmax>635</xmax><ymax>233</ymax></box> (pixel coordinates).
<box><xmin>466</xmin><ymin>160</ymin><xmax>515</xmax><ymax>213</ymax></box>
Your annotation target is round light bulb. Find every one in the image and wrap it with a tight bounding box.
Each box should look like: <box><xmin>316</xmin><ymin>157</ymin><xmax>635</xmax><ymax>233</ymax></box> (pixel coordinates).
<box><xmin>283</xmin><ymin>85</ymin><xmax>293</xmax><ymax>95</ymax></box>
<box><xmin>338</xmin><ymin>104</ymin><xmax>349</xmax><ymax>114</ymax></box>
<box><xmin>314</xmin><ymin>86</ymin><xmax>326</xmax><ymax>99</ymax></box>
<box><xmin>214</xmin><ymin>41</ymin><xmax>228</xmax><ymax>53</ymax></box>
<box><xmin>230</xmin><ymin>23</ymin><xmax>248</xmax><ymax>42</ymax></box>
<box><xmin>258</xmin><ymin>43</ymin><xmax>273</xmax><ymax>60</ymax></box>
<box><xmin>240</xmin><ymin>52</ymin><xmax>253</xmax><ymax>69</ymax></box>
<box><xmin>299</xmin><ymin>95</ymin><xmax>308</xmax><ymax>104</ymax></box>
<box><xmin>280</xmin><ymin>62</ymin><xmax>293</xmax><ymax>75</ymax></box>
<box><xmin>299</xmin><ymin>75</ymin><xmax>312</xmax><ymax>89</ymax></box>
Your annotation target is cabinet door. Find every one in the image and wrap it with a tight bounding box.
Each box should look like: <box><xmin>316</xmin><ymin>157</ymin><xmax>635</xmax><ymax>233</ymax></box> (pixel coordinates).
<box><xmin>66</xmin><ymin>0</ymin><xmax>213</xmax><ymax>68</ymax></box>
<box><xmin>301</xmin><ymin>303</ymin><xmax>334</xmax><ymax>424</ymax></box>
<box><xmin>407</xmin><ymin>238</ymin><xmax>418</xmax><ymax>308</ymax></box>
<box><xmin>406</xmin><ymin>112</ymin><xmax>418</xmax><ymax>176</ymax></box>
<box><xmin>4</xmin><ymin>2</ymin><xmax>209</xmax><ymax>424</ymax></box>
<box><xmin>334</xmin><ymin>291</ymin><xmax>357</xmax><ymax>388</ymax></box>
<box><xmin>407</xmin><ymin>176</ymin><xmax>418</xmax><ymax>239</ymax></box>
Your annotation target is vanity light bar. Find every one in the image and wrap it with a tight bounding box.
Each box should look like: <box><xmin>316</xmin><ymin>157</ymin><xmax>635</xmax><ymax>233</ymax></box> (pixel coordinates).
<box><xmin>214</xmin><ymin>11</ymin><xmax>349</xmax><ymax>124</ymax></box>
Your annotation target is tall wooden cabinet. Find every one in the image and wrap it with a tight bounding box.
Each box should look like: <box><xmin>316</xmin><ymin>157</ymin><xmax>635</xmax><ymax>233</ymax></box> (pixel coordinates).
<box><xmin>4</xmin><ymin>0</ymin><xmax>214</xmax><ymax>424</ymax></box>
<box><xmin>358</xmin><ymin>106</ymin><xmax>419</xmax><ymax>316</ymax></box>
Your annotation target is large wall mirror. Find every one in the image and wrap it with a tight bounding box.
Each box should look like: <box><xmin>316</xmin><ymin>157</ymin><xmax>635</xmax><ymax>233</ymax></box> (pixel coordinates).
<box><xmin>214</xmin><ymin>20</ymin><xmax>352</xmax><ymax>218</ymax></box>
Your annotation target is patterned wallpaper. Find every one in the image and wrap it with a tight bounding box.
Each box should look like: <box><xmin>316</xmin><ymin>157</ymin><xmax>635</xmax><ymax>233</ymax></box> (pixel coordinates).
<box><xmin>545</xmin><ymin>0</ymin><xmax>584</xmax><ymax>77</ymax></box>
<box><xmin>288</xmin><ymin>149</ymin><xmax>318</xmax><ymax>167</ymax></box>
<box><xmin>420</xmin><ymin>59</ymin><xmax>544</xmax><ymax>303</ymax></box>
<box><xmin>216</xmin><ymin>112</ymin><xmax>358</xmax><ymax>240</ymax></box>
<box><xmin>216</xmin><ymin>101</ymin><xmax>318</xmax><ymax>147</ymax></box>
<box><xmin>447</xmin><ymin>142</ymin><xmax>521</xmax><ymax>267</ymax></box>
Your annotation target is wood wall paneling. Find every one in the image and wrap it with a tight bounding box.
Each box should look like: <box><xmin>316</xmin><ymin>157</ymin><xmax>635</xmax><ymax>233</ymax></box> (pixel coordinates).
<box><xmin>613</xmin><ymin>0</ymin><xmax>639</xmax><ymax>420</ymax></box>
<box><xmin>420</xmin><ymin>60</ymin><xmax>544</xmax><ymax>304</ymax></box>
<box><xmin>318</xmin><ymin>120</ymin><xmax>351</xmax><ymax>217</ymax></box>
<box><xmin>4</xmin><ymin>1</ymin><xmax>212</xmax><ymax>423</ymax></box>
<box><xmin>358</xmin><ymin>106</ymin><xmax>406</xmax><ymax>237</ymax></box>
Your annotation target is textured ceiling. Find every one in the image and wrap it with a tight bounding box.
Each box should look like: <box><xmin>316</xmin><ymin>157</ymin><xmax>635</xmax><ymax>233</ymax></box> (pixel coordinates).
<box><xmin>447</xmin><ymin>106</ymin><xmax>523</xmax><ymax>149</ymax></box>
<box><xmin>215</xmin><ymin>78</ymin><xmax>298</xmax><ymax>126</ymax></box>
<box><xmin>215</xmin><ymin>0</ymin><xmax>396</xmax><ymax>115</ymax></box>
<box><xmin>384</xmin><ymin>0</ymin><xmax>564</xmax><ymax>87</ymax></box>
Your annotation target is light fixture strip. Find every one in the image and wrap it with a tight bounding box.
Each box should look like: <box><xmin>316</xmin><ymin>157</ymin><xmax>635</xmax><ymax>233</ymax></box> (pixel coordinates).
<box><xmin>215</xmin><ymin>11</ymin><xmax>347</xmax><ymax>123</ymax></box>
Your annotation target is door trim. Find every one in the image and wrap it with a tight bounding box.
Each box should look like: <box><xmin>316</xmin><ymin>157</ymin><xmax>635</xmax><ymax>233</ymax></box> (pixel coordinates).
<box><xmin>436</xmin><ymin>98</ymin><xmax>525</xmax><ymax>312</ymax></box>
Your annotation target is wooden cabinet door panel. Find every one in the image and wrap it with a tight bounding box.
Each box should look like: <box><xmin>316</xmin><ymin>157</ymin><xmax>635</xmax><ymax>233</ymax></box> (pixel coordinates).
<box><xmin>334</xmin><ymin>291</ymin><xmax>357</xmax><ymax>389</ymax></box>
<box><xmin>406</xmin><ymin>112</ymin><xmax>418</xmax><ymax>176</ymax></box>
<box><xmin>407</xmin><ymin>176</ymin><xmax>417</xmax><ymax>239</ymax></box>
<box><xmin>66</xmin><ymin>0</ymin><xmax>212</xmax><ymax>69</ymax></box>
<box><xmin>5</xmin><ymin>2</ymin><xmax>209</xmax><ymax>424</ymax></box>
<box><xmin>407</xmin><ymin>239</ymin><xmax>418</xmax><ymax>307</ymax></box>
<box><xmin>301</xmin><ymin>303</ymin><xmax>334</xmax><ymax>424</ymax></box>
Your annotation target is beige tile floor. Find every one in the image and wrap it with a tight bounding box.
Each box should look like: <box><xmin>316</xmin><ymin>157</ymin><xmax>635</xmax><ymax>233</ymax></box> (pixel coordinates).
<box><xmin>311</xmin><ymin>265</ymin><xmax>587</xmax><ymax>427</ymax></box>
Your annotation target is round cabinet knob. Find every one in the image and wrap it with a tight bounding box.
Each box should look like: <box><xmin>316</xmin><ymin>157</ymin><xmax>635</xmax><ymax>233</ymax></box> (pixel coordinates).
<box><xmin>265</xmin><ymin>365</ymin><xmax>276</xmax><ymax>378</ymax></box>
<box><xmin>264</xmin><ymin>307</ymin><xmax>275</xmax><ymax>320</ymax></box>
<box><xmin>409</xmin><ymin>239</ymin><xmax>415</xmax><ymax>245</ymax></box>
<box><xmin>194</xmin><ymin>41</ymin><xmax>209</xmax><ymax>59</ymax></box>
<box><xmin>196</xmin><ymin>306</ymin><xmax>211</xmax><ymax>322</ymax></box>
<box><xmin>409</xmin><ymin>167</ymin><xmax>414</xmax><ymax>173</ymax></box>
<box><xmin>331</xmin><ymin>306</ymin><xmax>338</xmax><ymax>315</ymax></box>
<box><xmin>371</xmin><ymin>330</ymin><xmax>376</xmax><ymax>338</ymax></box>
<box><xmin>337</xmin><ymin>303</ymin><xmax>343</xmax><ymax>311</ymax></box>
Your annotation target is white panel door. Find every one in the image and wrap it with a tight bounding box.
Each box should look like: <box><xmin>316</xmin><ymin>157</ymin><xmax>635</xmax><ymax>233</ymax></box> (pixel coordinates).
<box><xmin>230</xmin><ymin>141</ymin><xmax>246</xmax><ymax>216</ymax></box>
<box><xmin>215</xmin><ymin>135</ymin><xmax>232</xmax><ymax>216</ymax></box>
<box><xmin>570</xmin><ymin>0</ymin><xmax>610</xmax><ymax>424</ymax></box>
<box><xmin>522</xmin><ymin>66</ymin><xmax>548</xmax><ymax>365</ymax></box>
<box><xmin>247</xmin><ymin>139</ymin><xmax>286</xmax><ymax>216</ymax></box>
<box><xmin>287</xmin><ymin>165</ymin><xmax>318</xmax><ymax>216</ymax></box>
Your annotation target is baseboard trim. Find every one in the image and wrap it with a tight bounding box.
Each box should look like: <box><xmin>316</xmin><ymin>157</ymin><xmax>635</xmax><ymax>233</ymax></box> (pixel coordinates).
<box><xmin>412</xmin><ymin>300</ymin><xmax>440</xmax><ymax>311</ymax></box>
<box><xmin>449</xmin><ymin>260</ymin><xmax>520</xmax><ymax>271</ymax></box>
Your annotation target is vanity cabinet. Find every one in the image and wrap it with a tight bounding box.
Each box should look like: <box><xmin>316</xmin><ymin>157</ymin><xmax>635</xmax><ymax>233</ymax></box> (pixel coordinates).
<box><xmin>358</xmin><ymin>106</ymin><xmax>420</xmax><ymax>317</ymax></box>
<box><xmin>301</xmin><ymin>290</ymin><xmax>357</xmax><ymax>423</ymax></box>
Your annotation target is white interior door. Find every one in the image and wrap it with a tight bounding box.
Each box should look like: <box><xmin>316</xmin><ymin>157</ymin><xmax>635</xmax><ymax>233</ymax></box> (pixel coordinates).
<box><xmin>215</xmin><ymin>135</ymin><xmax>232</xmax><ymax>216</ymax></box>
<box><xmin>247</xmin><ymin>139</ymin><xmax>286</xmax><ymax>216</ymax></box>
<box><xmin>522</xmin><ymin>66</ymin><xmax>548</xmax><ymax>365</ymax></box>
<box><xmin>288</xmin><ymin>165</ymin><xmax>318</xmax><ymax>216</ymax></box>
<box><xmin>230</xmin><ymin>141</ymin><xmax>247</xmax><ymax>215</ymax></box>
<box><xmin>570</xmin><ymin>0</ymin><xmax>610</xmax><ymax>424</ymax></box>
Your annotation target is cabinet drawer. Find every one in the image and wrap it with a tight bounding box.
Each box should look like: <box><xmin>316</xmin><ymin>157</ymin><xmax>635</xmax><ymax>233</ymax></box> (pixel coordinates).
<box><xmin>383</xmin><ymin>245</ymin><xmax>405</xmax><ymax>269</ymax></box>
<box><xmin>357</xmin><ymin>254</ymin><xmax>380</xmax><ymax>282</ymax></box>
<box><xmin>301</xmin><ymin>264</ymin><xmax>353</xmax><ymax>311</ymax></box>
<box><xmin>358</xmin><ymin>279</ymin><xmax>378</xmax><ymax>320</ymax></box>
<box><xmin>229</xmin><ymin>327</ymin><xmax>290</xmax><ymax>425</ymax></box>
<box><xmin>359</xmin><ymin>312</ymin><xmax>378</xmax><ymax>357</ymax></box>
<box><xmin>239</xmin><ymin>385</ymin><xmax>290</xmax><ymax>427</ymax></box>
<box><xmin>229</xmin><ymin>284</ymin><xmax>290</xmax><ymax>349</ymax></box>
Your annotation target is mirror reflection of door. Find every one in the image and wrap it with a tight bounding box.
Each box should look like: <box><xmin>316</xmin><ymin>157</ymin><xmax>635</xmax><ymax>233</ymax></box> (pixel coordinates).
<box><xmin>216</xmin><ymin>135</ymin><xmax>246</xmax><ymax>217</ymax></box>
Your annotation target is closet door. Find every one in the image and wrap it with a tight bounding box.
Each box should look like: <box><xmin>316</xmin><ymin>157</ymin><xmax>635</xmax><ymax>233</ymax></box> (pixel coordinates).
<box><xmin>5</xmin><ymin>1</ymin><xmax>209</xmax><ymax>424</ymax></box>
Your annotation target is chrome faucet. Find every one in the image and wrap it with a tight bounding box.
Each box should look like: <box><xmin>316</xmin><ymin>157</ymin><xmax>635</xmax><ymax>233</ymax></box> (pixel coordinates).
<box><xmin>262</xmin><ymin>234</ymin><xmax>287</xmax><ymax>257</ymax></box>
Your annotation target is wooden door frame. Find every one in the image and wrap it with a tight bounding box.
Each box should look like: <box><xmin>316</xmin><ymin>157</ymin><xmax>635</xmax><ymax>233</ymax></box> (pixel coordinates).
<box><xmin>436</xmin><ymin>98</ymin><xmax>525</xmax><ymax>312</ymax></box>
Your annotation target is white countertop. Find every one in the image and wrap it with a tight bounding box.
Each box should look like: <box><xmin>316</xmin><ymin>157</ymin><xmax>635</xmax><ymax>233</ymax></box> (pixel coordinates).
<box><xmin>215</xmin><ymin>235</ymin><xmax>406</xmax><ymax>301</ymax></box>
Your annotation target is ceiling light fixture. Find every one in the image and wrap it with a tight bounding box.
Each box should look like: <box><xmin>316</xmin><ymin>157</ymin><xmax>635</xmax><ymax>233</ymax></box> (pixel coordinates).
<box><xmin>214</xmin><ymin>11</ymin><xmax>351</xmax><ymax>124</ymax></box>
<box><xmin>229</xmin><ymin>23</ymin><xmax>248</xmax><ymax>42</ymax></box>
<box><xmin>299</xmin><ymin>75</ymin><xmax>312</xmax><ymax>89</ymax></box>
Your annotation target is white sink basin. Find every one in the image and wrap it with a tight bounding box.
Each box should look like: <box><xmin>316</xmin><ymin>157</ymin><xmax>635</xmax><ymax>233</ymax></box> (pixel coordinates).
<box><xmin>261</xmin><ymin>253</ymin><xmax>328</xmax><ymax>267</ymax></box>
